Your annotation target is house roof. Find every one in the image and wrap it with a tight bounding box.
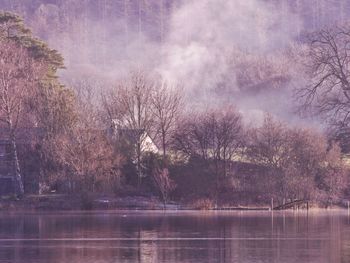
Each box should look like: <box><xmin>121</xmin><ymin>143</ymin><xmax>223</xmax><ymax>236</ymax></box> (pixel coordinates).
<box><xmin>112</xmin><ymin>127</ymin><xmax>160</xmax><ymax>152</ymax></box>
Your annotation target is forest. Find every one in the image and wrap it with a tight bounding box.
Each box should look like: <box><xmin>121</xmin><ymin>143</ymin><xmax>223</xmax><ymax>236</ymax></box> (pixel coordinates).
<box><xmin>1</xmin><ymin>0</ymin><xmax>350</xmax><ymax>209</ymax></box>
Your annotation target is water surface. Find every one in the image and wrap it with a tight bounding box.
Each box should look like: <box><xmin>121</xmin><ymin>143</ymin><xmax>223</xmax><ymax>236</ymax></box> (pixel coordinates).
<box><xmin>0</xmin><ymin>210</ymin><xmax>349</xmax><ymax>263</ymax></box>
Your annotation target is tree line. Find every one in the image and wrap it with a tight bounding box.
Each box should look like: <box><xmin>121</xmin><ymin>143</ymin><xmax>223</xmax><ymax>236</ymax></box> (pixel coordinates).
<box><xmin>0</xmin><ymin>11</ymin><xmax>349</xmax><ymax>207</ymax></box>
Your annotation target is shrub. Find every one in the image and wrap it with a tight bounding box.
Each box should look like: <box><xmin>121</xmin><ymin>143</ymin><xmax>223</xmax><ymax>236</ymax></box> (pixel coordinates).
<box><xmin>190</xmin><ymin>198</ymin><xmax>214</xmax><ymax>210</ymax></box>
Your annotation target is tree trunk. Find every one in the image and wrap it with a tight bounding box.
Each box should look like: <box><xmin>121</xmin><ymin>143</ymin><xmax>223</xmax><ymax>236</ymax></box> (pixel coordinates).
<box><xmin>137</xmin><ymin>141</ymin><xmax>141</xmax><ymax>188</ymax></box>
<box><xmin>215</xmin><ymin>158</ymin><xmax>219</xmax><ymax>207</ymax></box>
<box><xmin>10</xmin><ymin>131</ymin><xmax>24</xmax><ymax>196</ymax></box>
<box><xmin>162</xmin><ymin>130</ymin><xmax>166</xmax><ymax>161</ymax></box>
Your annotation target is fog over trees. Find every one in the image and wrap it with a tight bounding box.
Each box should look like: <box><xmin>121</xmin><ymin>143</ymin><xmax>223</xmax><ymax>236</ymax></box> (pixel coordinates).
<box><xmin>0</xmin><ymin>1</ymin><xmax>350</xmax><ymax>208</ymax></box>
<box><xmin>1</xmin><ymin>0</ymin><xmax>346</xmax><ymax>125</ymax></box>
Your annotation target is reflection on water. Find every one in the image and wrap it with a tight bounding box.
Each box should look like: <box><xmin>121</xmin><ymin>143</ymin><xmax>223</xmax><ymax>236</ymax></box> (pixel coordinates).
<box><xmin>0</xmin><ymin>211</ymin><xmax>349</xmax><ymax>263</ymax></box>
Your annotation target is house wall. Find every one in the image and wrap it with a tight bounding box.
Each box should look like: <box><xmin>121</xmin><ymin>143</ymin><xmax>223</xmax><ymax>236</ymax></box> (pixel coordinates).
<box><xmin>141</xmin><ymin>134</ymin><xmax>159</xmax><ymax>154</ymax></box>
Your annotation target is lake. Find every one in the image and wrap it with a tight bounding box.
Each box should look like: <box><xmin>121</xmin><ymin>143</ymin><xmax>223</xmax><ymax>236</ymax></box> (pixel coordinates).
<box><xmin>0</xmin><ymin>210</ymin><xmax>349</xmax><ymax>263</ymax></box>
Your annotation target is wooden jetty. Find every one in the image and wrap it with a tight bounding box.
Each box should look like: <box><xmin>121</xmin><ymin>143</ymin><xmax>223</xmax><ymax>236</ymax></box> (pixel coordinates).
<box><xmin>273</xmin><ymin>199</ymin><xmax>309</xmax><ymax>210</ymax></box>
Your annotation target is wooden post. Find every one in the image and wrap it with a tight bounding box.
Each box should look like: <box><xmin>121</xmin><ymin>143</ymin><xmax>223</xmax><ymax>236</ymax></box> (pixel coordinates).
<box><xmin>347</xmin><ymin>201</ymin><xmax>349</xmax><ymax>211</ymax></box>
<box><xmin>306</xmin><ymin>201</ymin><xmax>309</xmax><ymax>211</ymax></box>
<box><xmin>271</xmin><ymin>198</ymin><xmax>274</xmax><ymax>211</ymax></box>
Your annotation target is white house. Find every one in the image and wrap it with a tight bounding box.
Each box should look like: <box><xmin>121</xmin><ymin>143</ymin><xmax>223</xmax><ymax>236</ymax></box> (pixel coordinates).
<box><xmin>110</xmin><ymin>119</ymin><xmax>160</xmax><ymax>154</ymax></box>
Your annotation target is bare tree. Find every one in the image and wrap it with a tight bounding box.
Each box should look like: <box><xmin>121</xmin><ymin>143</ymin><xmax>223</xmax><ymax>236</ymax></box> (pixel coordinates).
<box><xmin>297</xmin><ymin>25</ymin><xmax>350</xmax><ymax>128</ymax></box>
<box><xmin>247</xmin><ymin>115</ymin><xmax>347</xmax><ymax>204</ymax></box>
<box><xmin>213</xmin><ymin>107</ymin><xmax>243</xmax><ymax>176</ymax></box>
<box><xmin>0</xmin><ymin>40</ymin><xmax>45</xmax><ymax>196</ymax></box>
<box><xmin>151</xmin><ymin>81</ymin><xmax>182</xmax><ymax>161</ymax></box>
<box><xmin>173</xmin><ymin>112</ymin><xmax>214</xmax><ymax>161</ymax></box>
<box><xmin>173</xmin><ymin>106</ymin><xmax>243</xmax><ymax>203</ymax></box>
<box><xmin>174</xmin><ymin>106</ymin><xmax>243</xmax><ymax>176</ymax></box>
<box><xmin>103</xmin><ymin>71</ymin><xmax>154</xmax><ymax>187</ymax></box>
<box><xmin>247</xmin><ymin>116</ymin><xmax>310</xmax><ymax>202</ymax></box>
<box><xmin>55</xmin><ymin>126</ymin><xmax>124</xmax><ymax>193</ymax></box>
<box><xmin>247</xmin><ymin>115</ymin><xmax>287</xmax><ymax>170</ymax></box>
<box><xmin>53</xmin><ymin>78</ymin><xmax>124</xmax><ymax>193</ymax></box>
<box><xmin>153</xmin><ymin>167</ymin><xmax>176</xmax><ymax>208</ymax></box>
<box><xmin>66</xmin><ymin>75</ymin><xmax>104</xmax><ymax>123</ymax></box>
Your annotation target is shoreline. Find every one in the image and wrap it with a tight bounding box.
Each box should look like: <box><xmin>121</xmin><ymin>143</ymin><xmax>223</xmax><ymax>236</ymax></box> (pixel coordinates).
<box><xmin>0</xmin><ymin>194</ymin><xmax>348</xmax><ymax>212</ymax></box>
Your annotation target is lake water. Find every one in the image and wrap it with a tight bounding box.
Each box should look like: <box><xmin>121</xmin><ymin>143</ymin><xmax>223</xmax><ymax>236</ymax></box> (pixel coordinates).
<box><xmin>0</xmin><ymin>210</ymin><xmax>349</xmax><ymax>263</ymax></box>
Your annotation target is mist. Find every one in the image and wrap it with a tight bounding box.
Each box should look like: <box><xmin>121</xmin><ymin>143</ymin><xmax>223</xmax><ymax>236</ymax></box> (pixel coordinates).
<box><xmin>1</xmin><ymin>0</ymin><xmax>348</xmax><ymax>127</ymax></box>
<box><xmin>157</xmin><ymin>0</ymin><xmax>302</xmax><ymax>126</ymax></box>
